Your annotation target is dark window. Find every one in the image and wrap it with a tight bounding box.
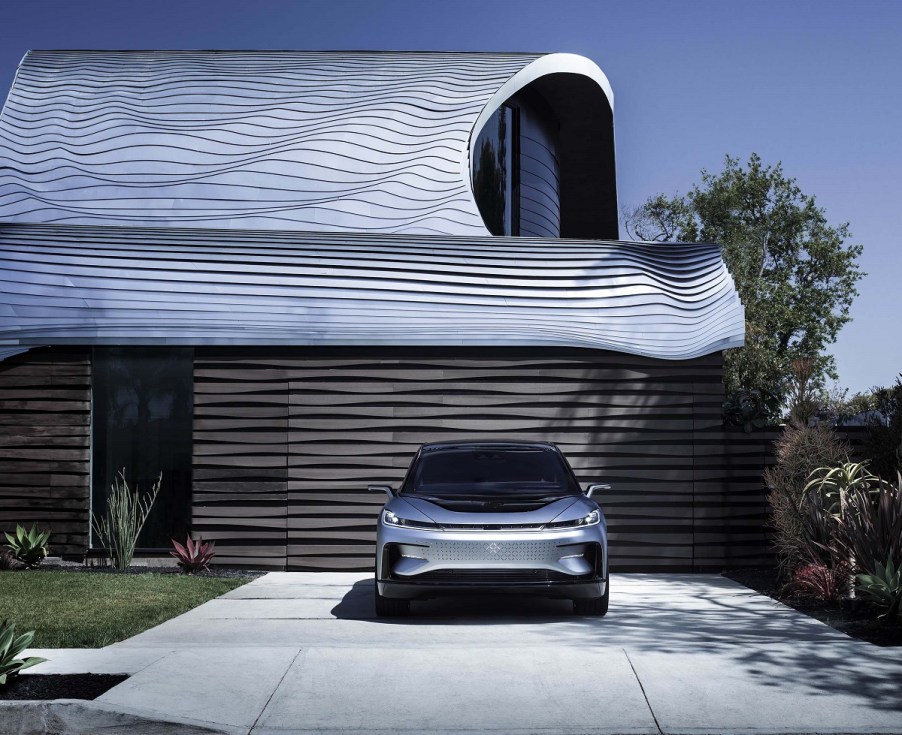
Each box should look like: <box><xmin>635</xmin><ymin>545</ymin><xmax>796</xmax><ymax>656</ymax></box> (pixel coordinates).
<box><xmin>403</xmin><ymin>446</ymin><xmax>580</xmax><ymax>497</ymax></box>
<box><xmin>91</xmin><ymin>347</ymin><xmax>193</xmax><ymax>549</ymax></box>
<box><xmin>472</xmin><ymin>105</ymin><xmax>518</xmax><ymax>236</ymax></box>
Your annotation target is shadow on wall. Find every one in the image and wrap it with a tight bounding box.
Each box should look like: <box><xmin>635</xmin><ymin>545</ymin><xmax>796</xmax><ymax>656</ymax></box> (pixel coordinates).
<box><xmin>330</xmin><ymin>576</ymin><xmax>902</xmax><ymax>712</ymax></box>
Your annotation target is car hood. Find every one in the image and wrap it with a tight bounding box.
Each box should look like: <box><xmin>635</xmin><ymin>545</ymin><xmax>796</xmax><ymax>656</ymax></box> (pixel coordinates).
<box><xmin>391</xmin><ymin>495</ymin><xmax>595</xmax><ymax>526</ymax></box>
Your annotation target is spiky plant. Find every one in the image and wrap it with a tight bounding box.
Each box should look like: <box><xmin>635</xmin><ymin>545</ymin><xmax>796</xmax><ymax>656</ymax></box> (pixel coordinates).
<box><xmin>3</xmin><ymin>524</ymin><xmax>50</xmax><ymax>568</ymax></box>
<box><xmin>856</xmin><ymin>557</ymin><xmax>902</xmax><ymax>620</ymax></box>
<box><xmin>788</xmin><ymin>562</ymin><xmax>852</xmax><ymax>601</ymax></box>
<box><xmin>0</xmin><ymin>620</ymin><xmax>46</xmax><ymax>686</ymax></box>
<box><xmin>170</xmin><ymin>536</ymin><xmax>216</xmax><ymax>574</ymax></box>
<box><xmin>92</xmin><ymin>468</ymin><xmax>162</xmax><ymax>570</ymax></box>
<box><xmin>804</xmin><ymin>461</ymin><xmax>886</xmax><ymax>517</ymax></box>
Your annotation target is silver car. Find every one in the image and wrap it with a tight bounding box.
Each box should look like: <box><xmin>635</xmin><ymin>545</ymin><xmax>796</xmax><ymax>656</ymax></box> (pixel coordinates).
<box><xmin>369</xmin><ymin>441</ymin><xmax>609</xmax><ymax>617</ymax></box>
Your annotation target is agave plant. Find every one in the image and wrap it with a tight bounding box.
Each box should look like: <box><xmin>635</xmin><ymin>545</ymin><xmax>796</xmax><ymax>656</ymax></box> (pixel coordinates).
<box><xmin>856</xmin><ymin>557</ymin><xmax>902</xmax><ymax>620</ymax></box>
<box><xmin>170</xmin><ymin>535</ymin><xmax>216</xmax><ymax>573</ymax></box>
<box><xmin>3</xmin><ymin>524</ymin><xmax>50</xmax><ymax>567</ymax></box>
<box><xmin>0</xmin><ymin>620</ymin><xmax>46</xmax><ymax>686</ymax></box>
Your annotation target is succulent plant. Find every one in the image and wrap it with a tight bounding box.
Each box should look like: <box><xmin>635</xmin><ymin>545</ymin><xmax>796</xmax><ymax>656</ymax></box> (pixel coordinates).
<box><xmin>856</xmin><ymin>557</ymin><xmax>902</xmax><ymax>620</ymax></box>
<box><xmin>0</xmin><ymin>620</ymin><xmax>46</xmax><ymax>686</ymax></box>
<box><xmin>3</xmin><ymin>524</ymin><xmax>50</xmax><ymax>568</ymax></box>
<box><xmin>170</xmin><ymin>535</ymin><xmax>216</xmax><ymax>573</ymax></box>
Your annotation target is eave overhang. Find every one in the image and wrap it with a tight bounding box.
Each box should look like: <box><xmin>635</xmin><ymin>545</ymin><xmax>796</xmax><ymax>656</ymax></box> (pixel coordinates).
<box><xmin>0</xmin><ymin>224</ymin><xmax>745</xmax><ymax>361</ymax></box>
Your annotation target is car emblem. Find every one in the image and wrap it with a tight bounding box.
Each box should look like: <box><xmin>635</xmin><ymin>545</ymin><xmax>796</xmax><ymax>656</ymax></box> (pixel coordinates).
<box><xmin>487</xmin><ymin>542</ymin><xmax>501</xmax><ymax>554</ymax></box>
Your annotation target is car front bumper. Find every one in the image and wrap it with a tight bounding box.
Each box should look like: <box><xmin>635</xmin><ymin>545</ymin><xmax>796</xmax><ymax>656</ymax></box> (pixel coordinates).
<box><xmin>378</xmin><ymin>577</ymin><xmax>606</xmax><ymax>600</ymax></box>
<box><xmin>375</xmin><ymin>522</ymin><xmax>607</xmax><ymax>600</ymax></box>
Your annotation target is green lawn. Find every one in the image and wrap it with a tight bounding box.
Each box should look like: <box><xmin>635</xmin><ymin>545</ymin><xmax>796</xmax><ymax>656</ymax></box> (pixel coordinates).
<box><xmin>0</xmin><ymin>571</ymin><xmax>249</xmax><ymax>647</ymax></box>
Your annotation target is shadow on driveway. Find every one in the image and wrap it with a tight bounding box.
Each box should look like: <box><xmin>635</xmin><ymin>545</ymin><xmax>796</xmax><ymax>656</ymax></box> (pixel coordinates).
<box><xmin>330</xmin><ymin>574</ymin><xmax>902</xmax><ymax>713</ymax></box>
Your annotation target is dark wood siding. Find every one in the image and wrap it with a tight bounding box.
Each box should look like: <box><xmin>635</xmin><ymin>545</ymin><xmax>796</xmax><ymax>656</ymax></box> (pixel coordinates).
<box><xmin>0</xmin><ymin>348</ymin><xmax>90</xmax><ymax>556</ymax></box>
<box><xmin>192</xmin><ymin>356</ymin><xmax>288</xmax><ymax>569</ymax></box>
<box><xmin>192</xmin><ymin>347</ymin><xmax>776</xmax><ymax>572</ymax></box>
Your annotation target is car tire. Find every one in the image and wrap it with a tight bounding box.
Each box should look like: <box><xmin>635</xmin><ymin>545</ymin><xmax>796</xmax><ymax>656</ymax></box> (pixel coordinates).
<box><xmin>573</xmin><ymin>582</ymin><xmax>609</xmax><ymax>616</ymax></box>
<box><xmin>374</xmin><ymin>584</ymin><xmax>411</xmax><ymax>617</ymax></box>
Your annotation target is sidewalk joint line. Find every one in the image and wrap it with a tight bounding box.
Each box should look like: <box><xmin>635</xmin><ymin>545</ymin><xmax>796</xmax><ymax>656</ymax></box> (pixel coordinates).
<box><xmin>249</xmin><ymin>647</ymin><xmax>302</xmax><ymax>734</ymax></box>
<box><xmin>623</xmin><ymin>647</ymin><xmax>663</xmax><ymax>735</ymax></box>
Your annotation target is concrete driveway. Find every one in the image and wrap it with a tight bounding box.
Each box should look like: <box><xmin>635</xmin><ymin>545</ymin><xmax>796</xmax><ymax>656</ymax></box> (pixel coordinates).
<box><xmin>21</xmin><ymin>573</ymin><xmax>902</xmax><ymax>734</ymax></box>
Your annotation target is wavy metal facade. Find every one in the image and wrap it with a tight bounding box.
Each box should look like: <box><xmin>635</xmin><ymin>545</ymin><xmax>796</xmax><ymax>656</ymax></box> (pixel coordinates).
<box><xmin>0</xmin><ymin>50</ymin><xmax>615</xmax><ymax>235</ymax></box>
<box><xmin>0</xmin><ymin>224</ymin><xmax>743</xmax><ymax>360</ymax></box>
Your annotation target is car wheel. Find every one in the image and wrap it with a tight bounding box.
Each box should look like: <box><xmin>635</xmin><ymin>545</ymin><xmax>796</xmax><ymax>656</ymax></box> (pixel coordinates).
<box><xmin>374</xmin><ymin>584</ymin><xmax>411</xmax><ymax>617</ymax></box>
<box><xmin>573</xmin><ymin>582</ymin><xmax>609</xmax><ymax>616</ymax></box>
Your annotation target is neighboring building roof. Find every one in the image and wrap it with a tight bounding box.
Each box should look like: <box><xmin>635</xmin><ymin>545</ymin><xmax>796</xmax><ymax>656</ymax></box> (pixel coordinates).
<box><xmin>0</xmin><ymin>224</ymin><xmax>744</xmax><ymax>361</ymax></box>
<box><xmin>0</xmin><ymin>50</ymin><xmax>616</xmax><ymax>237</ymax></box>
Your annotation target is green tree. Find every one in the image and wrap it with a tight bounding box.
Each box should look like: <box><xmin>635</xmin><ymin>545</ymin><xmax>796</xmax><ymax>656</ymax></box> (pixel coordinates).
<box><xmin>623</xmin><ymin>154</ymin><xmax>864</xmax><ymax>421</ymax></box>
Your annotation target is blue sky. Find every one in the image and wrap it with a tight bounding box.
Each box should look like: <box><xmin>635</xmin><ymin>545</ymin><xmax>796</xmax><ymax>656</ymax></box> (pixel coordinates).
<box><xmin>0</xmin><ymin>0</ymin><xmax>898</xmax><ymax>393</ymax></box>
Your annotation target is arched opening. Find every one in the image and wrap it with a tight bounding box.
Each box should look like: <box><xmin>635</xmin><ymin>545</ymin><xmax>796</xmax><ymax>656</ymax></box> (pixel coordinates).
<box><xmin>470</xmin><ymin>67</ymin><xmax>618</xmax><ymax>240</ymax></box>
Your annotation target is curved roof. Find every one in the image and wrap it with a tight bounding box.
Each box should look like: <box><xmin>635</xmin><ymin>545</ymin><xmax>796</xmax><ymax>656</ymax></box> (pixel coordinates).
<box><xmin>0</xmin><ymin>224</ymin><xmax>744</xmax><ymax>360</ymax></box>
<box><xmin>0</xmin><ymin>50</ymin><xmax>614</xmax><ymax>235</ymax></box>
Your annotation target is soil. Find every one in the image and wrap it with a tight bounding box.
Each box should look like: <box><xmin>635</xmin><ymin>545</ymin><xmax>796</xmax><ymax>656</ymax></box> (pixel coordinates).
<box><xmin>724</xmin><ymin>567</ymin><xmax>902</xmax><ymax>647</ymax></box>
<box><xmin>0</xmin><ymin>674</ymin><xmax>127</xmax><ymax>700</ymax></box>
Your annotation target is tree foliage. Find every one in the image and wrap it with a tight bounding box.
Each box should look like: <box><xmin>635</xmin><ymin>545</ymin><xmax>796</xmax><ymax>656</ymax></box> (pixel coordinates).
<box><xmin>623</xmin><ymin>154</ymin><xmax>864</xmax><ymax>420</ymax></box>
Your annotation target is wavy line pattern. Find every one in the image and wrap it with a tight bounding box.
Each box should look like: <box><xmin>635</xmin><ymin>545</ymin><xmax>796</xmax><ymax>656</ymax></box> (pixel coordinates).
<box><xmin>0</xmin><ymin>51</ymin><xmax>543</xmax><ymax>232</ymax></box>
<box><xmin>190</xmin><ymin>348</ymin><xmax>777</xmax><ymax>571</ymax></box>
<box><xmin>0</xmin><ymin>223</ymin><xmax>744</xmax><ymax>359</ymax></box>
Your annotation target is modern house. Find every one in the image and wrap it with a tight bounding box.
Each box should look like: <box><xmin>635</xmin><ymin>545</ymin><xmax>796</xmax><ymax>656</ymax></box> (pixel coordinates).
<box><xmin>0</xmin><ymin>51</ymin><xmax>761</xmax><ymax>571</ymax></box>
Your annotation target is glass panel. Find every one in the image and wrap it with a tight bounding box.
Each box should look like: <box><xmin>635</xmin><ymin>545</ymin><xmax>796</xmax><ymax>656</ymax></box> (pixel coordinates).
<box><xmin>472</xmin><ymin>106</ymin><xmax>513</xmax><ymax>235</ymax></box>
<box><xmin>404</xmin><ymin>447</ymin><xmax>580</xmax><ymax>497</ymax></box>
<box><xmin>91</xmin><ymin>347</ymin><xmax>193</xmax><ymax>549</ymax></box>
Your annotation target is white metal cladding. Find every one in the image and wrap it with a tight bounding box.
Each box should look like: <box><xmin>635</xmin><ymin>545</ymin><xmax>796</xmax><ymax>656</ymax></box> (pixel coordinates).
<box><xmin>0</xmin><ymin>50</ymin><xmax>614</xmax><ymax>234</ymax></box>
<box><xmin>0</xmin><ymin>224</ymin><xmax>744</xmax><ymax>359</ymax></box>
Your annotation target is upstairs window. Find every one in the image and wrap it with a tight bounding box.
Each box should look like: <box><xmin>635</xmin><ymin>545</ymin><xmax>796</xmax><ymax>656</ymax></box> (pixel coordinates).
<box><xmin>472</xmin><ymin>105</ymin><xmax>519</xmax><ymax>236</ymax></box>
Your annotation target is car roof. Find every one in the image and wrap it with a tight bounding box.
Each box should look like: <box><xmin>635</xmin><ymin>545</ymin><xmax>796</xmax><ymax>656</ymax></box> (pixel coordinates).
<box><xmin>419</xmin><ymin>440</ymin><xmax>560</xmax><ymax>452</ymax></box>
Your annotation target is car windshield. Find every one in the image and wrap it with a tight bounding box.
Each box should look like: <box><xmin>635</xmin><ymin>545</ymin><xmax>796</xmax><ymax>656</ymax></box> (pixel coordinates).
<box><xmin>403</xmin><ymin>446</ymin><xmax>580</xmax><ymax>497</ymax></box>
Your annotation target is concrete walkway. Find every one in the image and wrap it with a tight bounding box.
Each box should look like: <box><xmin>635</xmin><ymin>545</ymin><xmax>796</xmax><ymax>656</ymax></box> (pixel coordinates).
<box><xmin>19</xmin><ymin>573</ymin><xmax>902</xmax><ymax>734</ymax></box>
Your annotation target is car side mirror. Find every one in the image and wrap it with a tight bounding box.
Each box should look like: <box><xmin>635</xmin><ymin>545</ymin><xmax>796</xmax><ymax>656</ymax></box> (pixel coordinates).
<box><xmin>368</xmin><ymin>484</ymin><xmax>395</xmax><ymax>498</ymax></box>
<box><xmin>585</xmin><ymin>483</ymin><xmax>611</xmax><ymax>498</ymax></box>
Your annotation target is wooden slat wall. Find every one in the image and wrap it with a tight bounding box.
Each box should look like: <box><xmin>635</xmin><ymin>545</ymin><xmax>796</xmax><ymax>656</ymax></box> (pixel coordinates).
<box><xmin>193</xmin><ymin>347</ymin><xmax>777</xmax><ymax>572</ymax></box>
<box><xmin>0</xmin><ymin>348</ymin><xmax>90</xmax><ymax>556</ymax></box>
<box><xmin>192</xmin><ymin>356</ymin><xmax>288</xmax><ymax>568</ymax></box>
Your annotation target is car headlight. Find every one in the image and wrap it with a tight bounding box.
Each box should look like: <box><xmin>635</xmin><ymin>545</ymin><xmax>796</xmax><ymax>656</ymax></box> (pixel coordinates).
<box><xmin>545</xmin><ymin>509</ymin><xmax>600</xmax><ymax>529</ymax></box>
<box><xmin>382</xmin><ymin>509</ymin><xmax>439</xmax><ymax>529</ymax></box>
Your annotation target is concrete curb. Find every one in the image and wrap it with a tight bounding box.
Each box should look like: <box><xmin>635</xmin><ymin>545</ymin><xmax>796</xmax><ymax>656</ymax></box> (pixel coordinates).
<box><xmin>0</xmin><ymin>700</ymin><xmax>241</xmax><ymax>735</ymax></box>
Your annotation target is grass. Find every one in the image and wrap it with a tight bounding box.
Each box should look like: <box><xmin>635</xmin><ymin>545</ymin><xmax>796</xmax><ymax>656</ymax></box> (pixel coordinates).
<box><xmin>0</xmin><ymin>571</ymin><xmax>249</xmax><ymax>647</ymax></box>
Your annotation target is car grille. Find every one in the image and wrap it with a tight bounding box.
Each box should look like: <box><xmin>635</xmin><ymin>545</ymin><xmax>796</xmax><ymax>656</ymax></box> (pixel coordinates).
<box><xmin>437</xmin><ymin>523</ymin><xmax>546</xmax><ymax>531</ymax></box>
<box><xmin>398</xmin><ymin>569</ymin><xmax>591</xmax><ymax>584</ymax></box>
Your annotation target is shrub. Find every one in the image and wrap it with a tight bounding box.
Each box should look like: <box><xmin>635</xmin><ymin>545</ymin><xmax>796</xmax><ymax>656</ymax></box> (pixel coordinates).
<box><xmin>855</xmin><ymin>557</ymin><xmax>902</xmax><ymax>620</ymax></box>
<box><xmin>92</xmin><ymin>468</ymin><xmax>162</xmax><ymax>570</ymax></box>
<box><xmin>170</xmin><ymin>536</ymin><xmax>216</xmax><ymax>574</ymax></box>
<box><xmin>833</xmin><ymin>473</ymin><xmax>902</xmax><ymax>576</ymax></box>
<box><xmin>788</xmin><ymin>562</ymin><xmax>852</xmax><ymax>601</ymax></box>
<box><xmin>0</xmin><ymin>620</ymin><xmax>46</xmax><ymax>686</ymax></box>
<box><xmin>723</xmin><ymin>388</ymin><xmax>770</xmax><ymax>432</ymax></box>
<box><xmin>862</xmin><ymin>375</ymin><xmax>902</xmax><ymax>480</ymax></box>
<box><xmin>797</xmin><ymin>486</ymin><xmax>838</xmax><ymax>567</ymax></box>
<box><xmin>3</xmin><ymin>524</ymin><xmax>50</xmax><ymax>568</ymax></box>
<box><xmin>764</xmin><ymin>420</ymin><xmax>848</xmax><ymax>577</ymax></box>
